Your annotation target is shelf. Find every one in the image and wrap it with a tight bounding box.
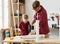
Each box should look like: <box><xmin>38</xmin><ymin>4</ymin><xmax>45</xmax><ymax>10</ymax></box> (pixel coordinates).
<box><xmin>14</xmin><ymin>13</ymin><xmax>22</xmax><ymax>16</ymax></box>
<box><xmin>10</xmin><ymin>0</ymin><xmax>25</xmax><ymax>37</ymax></box>
<box><xmin>14</xmin><ymin>16</ymin><xmax>18</xmax><ymax>18</ymax></box>
<box><xmin>14</xmin><ymin>16</ymin><xmax>22</xmax><ymax>20</ymax></box>
<box><xmin>13</xmin><ymin>3</ymin><xmax>24</xmax><ymax>6</ymax></box>
<box><xmin>13</xmin><ymin>0</ymin><xmax>25</xmax><ymax>4</ymax></box>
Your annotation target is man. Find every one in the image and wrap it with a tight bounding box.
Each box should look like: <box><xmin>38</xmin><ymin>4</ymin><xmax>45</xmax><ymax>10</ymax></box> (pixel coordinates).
<box><xmin>31</xmin><ymin>1</ymin><xmax>50</xmax><ymax>37</ymax></box>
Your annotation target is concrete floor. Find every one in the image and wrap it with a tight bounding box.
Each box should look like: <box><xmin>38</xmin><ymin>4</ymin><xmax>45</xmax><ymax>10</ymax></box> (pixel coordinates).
<box><xmin>49</xmin><ymin>28</ymin><xmax>59</xmax><ymax>36</ymax></box>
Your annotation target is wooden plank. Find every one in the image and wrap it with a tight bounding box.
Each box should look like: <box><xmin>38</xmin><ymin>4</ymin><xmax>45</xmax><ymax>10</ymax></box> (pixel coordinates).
<box><xmin>10</xmin><ymin>0</ymin><xmax>15</xmax><ymax>37</ymax></box>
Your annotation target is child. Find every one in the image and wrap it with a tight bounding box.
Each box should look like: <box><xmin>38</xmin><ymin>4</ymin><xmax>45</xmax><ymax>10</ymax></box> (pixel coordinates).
<box><xmin>31</xmin><ymin>1</ymin><xmax>50</xmax><ymax>38</ymax></box>
<box><xmin>19</xmin><ymin>14</ymin><xmax>31</xmax><ymax>35</ymax></box>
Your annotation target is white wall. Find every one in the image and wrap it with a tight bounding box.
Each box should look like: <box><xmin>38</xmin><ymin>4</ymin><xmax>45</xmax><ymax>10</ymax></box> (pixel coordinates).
<box><xmin>38</xmin><ymin>0</ymin><xmax>60</xmax><ymax>13</ymax></box>
<box><xmin>4</xmin><ymin>0</ymin><xmax>9</xmax><ymax>28</ymax></box>
<box><xmin>0</xmin><ymin>0</ymin><xmax>3</xmax><ymax>29</ymax></box>
<box><xmin>0</xmin><ymin>0</ymin><xmax>3</xmax><ymax>44</ymax></box>
<box><xmin>25</xmin><ymin>0</ymin><xmax>60</xmax><ymax>27</ymax></box>
<box><xmin>0</xmin><ymin>0</ymin><xmax>9</xmax><ymax>29</ymax></box>
<box><xmin>25</xmin><ymin>0</ymin><xmax>35</xmax><ymax>22</ymax></box>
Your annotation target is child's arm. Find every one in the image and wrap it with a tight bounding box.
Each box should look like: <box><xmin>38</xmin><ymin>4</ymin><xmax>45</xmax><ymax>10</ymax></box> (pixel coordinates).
<box><xmin>18</xmin><ymin>23</ymin><xmax>22</xmax><ymax>35</ymax></box>
<box><xmin>28</xmin><ymin>21</ymin><xmax>31</xmax><ymax>33</ymax></box>
<box><xmin>31</xmin><ymin>19</ymin><xmax>36</xmax><ymax>26</ymax></box>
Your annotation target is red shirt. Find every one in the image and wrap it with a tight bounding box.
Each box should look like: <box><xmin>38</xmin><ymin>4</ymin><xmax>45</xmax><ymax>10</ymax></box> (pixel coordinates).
<box><xmin>34</xmin><ymin>5</ymin><xmax>49</xmax><ymax>34</ymax></box>
<box><xmin>19</xmin><ymin>21</ymin><xmax>30</xmax><ymax>35</ymax></box>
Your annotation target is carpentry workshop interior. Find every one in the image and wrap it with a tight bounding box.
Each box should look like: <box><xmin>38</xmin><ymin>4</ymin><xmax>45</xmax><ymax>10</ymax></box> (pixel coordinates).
<box><xmin>0</xmin><ymin>0</ymin><xmax>60</xmax><ymax>44</ymax></box>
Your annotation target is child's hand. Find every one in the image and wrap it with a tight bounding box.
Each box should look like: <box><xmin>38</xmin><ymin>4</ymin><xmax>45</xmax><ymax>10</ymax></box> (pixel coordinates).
<box><xmin>17</xmin><ymin>28</ymin><xmax>21</xmax><ymax>35</ymax></box>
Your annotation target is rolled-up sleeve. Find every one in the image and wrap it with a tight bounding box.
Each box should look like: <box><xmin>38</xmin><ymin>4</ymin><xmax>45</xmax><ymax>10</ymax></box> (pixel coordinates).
<box><xmin>34</xmin><ymin>14</ymin><xmax>37</xmax><ymax>20</ymax></box>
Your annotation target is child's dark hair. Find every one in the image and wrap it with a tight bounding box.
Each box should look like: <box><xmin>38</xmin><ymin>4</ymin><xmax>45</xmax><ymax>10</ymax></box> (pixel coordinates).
<box><xmin>32</xmin><ymin>1</ymin><xmax>40</xmax><ymax>9</ymax></box>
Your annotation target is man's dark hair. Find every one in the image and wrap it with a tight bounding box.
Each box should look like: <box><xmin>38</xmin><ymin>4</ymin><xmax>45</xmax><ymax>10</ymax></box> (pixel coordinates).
<box><xmin>32</xmin><ymin>1</ymin><xmax>40</xmax><ymax>9</ymax></box>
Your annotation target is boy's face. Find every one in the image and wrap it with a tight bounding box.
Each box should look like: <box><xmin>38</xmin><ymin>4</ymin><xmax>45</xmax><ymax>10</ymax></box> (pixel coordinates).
<box><xmin>23</xmin><ymin>19</ymin><xmax>28</xmax><ymax>23</ymax></box>
<box><xmin>34</xmin><ymin>6</ymin><xmax>41</xmax><ymax>12</ymax></box>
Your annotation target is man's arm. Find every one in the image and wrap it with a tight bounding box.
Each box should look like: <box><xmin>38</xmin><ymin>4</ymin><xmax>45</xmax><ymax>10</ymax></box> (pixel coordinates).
<box><xmin>31</xmin><ymin>18</ymin><xmax>36</xmax><ymax>26</ymax></box>
<box><xmin>29</xmin><ymin>18</ymin><xmax>36</xmax><ymax>35</ymax></box>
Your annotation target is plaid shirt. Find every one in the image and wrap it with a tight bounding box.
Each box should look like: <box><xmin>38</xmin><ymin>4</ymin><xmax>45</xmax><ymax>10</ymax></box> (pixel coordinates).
<box><xmin>34</xmin><ymin>5</ymin><xmax>49</xmax><ymax>34</ymax></box>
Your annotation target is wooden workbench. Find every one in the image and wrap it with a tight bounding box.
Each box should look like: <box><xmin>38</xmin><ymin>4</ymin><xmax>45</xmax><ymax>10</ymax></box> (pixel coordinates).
<box><xmin>3</xmin><ymin>35</ymin><xmax>60</xmax><ymax>44</ymax></box>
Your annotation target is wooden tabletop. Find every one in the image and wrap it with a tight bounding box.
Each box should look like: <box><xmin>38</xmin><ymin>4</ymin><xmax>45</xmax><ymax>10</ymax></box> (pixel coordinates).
<box><xmin>3</xmin><ymin>35</ymin><xmax>60</xmax><ymax>43</ymax></box>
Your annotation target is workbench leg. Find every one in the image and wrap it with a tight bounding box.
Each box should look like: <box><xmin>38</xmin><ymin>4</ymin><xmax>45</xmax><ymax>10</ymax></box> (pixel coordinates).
<box><xmin>11</xmin><ymin>42</ymin><xmax>13</xmax><ymax>44</ymax></box>
<box><xmin>3</xmin><ymin>42</ymin><xmax>10</xmax><ymax>44</ymax></box>
<box><xmin>21</xmin><ymin>42</ymin><xmax>23</xmax><ymax>44</ymax></box>
<box><xmin>36</xmin><ymin>43</ymin><xmax>40</xmax><ymax>44</ymax></box>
